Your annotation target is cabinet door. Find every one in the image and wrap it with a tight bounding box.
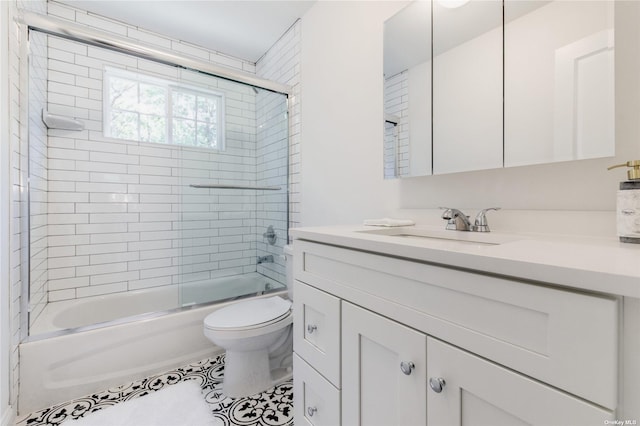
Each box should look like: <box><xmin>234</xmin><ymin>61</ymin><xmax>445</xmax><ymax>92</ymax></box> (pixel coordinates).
<box><xmin>342</xmin><ymin>302</ymin><xmax>427</xmax><ymax>426</ymax></box>
<box><xmin>427</xmin><ymin>337</ymin><xmax>613</xmax><ymax>426</ymax></box>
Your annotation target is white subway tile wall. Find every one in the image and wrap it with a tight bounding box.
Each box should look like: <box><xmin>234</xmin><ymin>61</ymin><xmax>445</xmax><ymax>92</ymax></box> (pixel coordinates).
<box><xmin>255</xmin><ymin>19</ymin><xmax>301</xmax><ymax>283</ymax></box>
<box><xmin>24</xmin><ymin>2</ymin><xmax>297</xmax><ymax>320</ymax></box>
<box><xmin>28</xmin><ymin>30</ymin><xmax>49</xmax><ymax>327</ymax></box>
<box><xmin>37</xmin><ymin>32</ymin><xmax>283</xmax><ymax>306</ymax></box>
<box><xmin>257</xmin><ymin>20</ymin><xmax>301</xmax><ymax>234</ymax></box>
<box><xmin>383</xmin><ymin>71</ymin><xmax>409</xmax><ymax>178</ymax></box>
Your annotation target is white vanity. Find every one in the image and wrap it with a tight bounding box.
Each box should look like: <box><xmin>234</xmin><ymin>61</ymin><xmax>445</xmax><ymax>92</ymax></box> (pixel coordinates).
<box><xmin>291</xmin><ymin>225</ymin><xmax>639</xmax><ymax>425</ymax></box>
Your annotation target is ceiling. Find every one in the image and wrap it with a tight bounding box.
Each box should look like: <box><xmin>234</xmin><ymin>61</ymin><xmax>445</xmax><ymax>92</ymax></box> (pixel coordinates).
<box><xmin>56</xmin><ymin>0</ymin><xmax>316</xmax><ymax>63</ymax></box>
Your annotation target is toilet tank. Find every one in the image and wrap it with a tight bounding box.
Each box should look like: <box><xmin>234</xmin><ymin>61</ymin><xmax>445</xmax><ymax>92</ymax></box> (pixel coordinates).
<box><xmin>283</xmin><ymin>244</ymin><xmax>294</xmax><ymax>300</ymax></box>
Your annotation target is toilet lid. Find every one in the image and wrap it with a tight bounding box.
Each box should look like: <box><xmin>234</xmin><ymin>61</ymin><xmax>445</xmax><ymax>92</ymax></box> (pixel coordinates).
<box><xmin>204</xmin><ymin>296</ymin><xmax>292</xmax><ymax>329</ymax></box>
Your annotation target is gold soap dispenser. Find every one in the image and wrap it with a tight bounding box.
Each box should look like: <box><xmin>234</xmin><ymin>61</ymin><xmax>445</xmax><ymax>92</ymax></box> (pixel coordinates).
<box><xmin>608</xmin><ymin>160</ymin><xmax>640</xmax><ymax>243</ymax></box>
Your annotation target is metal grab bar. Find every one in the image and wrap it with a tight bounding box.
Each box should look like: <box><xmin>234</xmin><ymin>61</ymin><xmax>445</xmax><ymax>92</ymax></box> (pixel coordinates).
<box><xmin>189</xmin><ymin>184</ymin><xmax>281</xmax><ymax>191</ymax></box>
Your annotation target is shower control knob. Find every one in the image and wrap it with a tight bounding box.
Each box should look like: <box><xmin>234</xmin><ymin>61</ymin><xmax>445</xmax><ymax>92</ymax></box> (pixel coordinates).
<box><xmin>307</xmin><ymin>324</ymin><xmax>317</xmax><ymax>334</ymax></box>
<box><xmin>400</xmin><ymin>361</ymin><xmax>415</xmax><ymax>375</ymax></box>
<box><xmin>307</xmin><ymin>406</ymin><xmax>317</xmax><ymax>417</ymax></box>
<box><xmin>429</xmin><ymin>377</ymin><xmax>446</xmax><ymax>393</ymax></box>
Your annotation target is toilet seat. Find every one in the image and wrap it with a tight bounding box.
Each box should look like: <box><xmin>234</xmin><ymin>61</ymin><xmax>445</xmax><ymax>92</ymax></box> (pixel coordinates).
<box><xmin>204</xmin><ymin>296</ymin><xmax>292</xmax><ymax>331</ymax></box>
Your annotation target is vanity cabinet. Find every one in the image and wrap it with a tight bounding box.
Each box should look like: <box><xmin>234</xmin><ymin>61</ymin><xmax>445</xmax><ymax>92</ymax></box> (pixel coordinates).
<box><xmin>292</xmin><ymin>239</ymin><xmax>620</xmax><ymax>425</ymax></box>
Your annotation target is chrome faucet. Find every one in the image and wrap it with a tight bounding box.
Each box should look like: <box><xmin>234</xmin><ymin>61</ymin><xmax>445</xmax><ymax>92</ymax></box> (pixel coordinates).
<box><xmin>440</xmin><ymin>207</ymin><xmax>501</xmax><ymax>232</ymax></box>
<box><xmin>474</xmin><ymin>207</ymin><xmax>501</xmax><ymax>232</ymax></box>
<box><xmin>441</xmin><ymin>208</ymin><xmax>473</xmax><ymax>231</ymax></box>
<box><xmin>262</xmin><ymin>225</ymin><xmax>277</xmax><ymax>245</ymax></box>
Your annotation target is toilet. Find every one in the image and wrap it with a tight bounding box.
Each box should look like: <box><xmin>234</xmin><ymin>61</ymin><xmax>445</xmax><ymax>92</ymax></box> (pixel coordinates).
<box><xmin>203</xmin><ymin>245</ymin><xmax>294</xmax><ymax>397</ymax></box>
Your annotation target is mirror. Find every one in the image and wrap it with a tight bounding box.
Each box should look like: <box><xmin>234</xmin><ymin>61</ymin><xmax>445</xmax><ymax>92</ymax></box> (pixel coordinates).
<box><xmin>383</xmin><ymin>1</ymin><xmax>431</xmax><ymax>178</ymax></box>
<box><xmin>432</xmin><ymin>0</ymin><xmax>503</xmax><ymax>174</ymax></box>
<box><xmin>383</xmin><ymin>0</ymin><xmax>615</xmax><ymax>178</ymax></box>
<box><xmin>504</xmin><ymin>0</ymin><xmax>614</xmax><ymax>167</ymax></box>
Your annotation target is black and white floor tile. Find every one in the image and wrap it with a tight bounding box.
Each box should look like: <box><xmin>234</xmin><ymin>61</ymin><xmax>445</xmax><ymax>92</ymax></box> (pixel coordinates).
<box><xmin>16</xmin><ymin>354</ymin><xmax>293</xmax><ymax>426</ymax></box>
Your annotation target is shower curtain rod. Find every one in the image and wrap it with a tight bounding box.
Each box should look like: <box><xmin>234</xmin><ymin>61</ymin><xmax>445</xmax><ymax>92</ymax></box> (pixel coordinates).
<box><xmin>18</xmin><ymin>11</ymin><xmax>292</xmax><ymax>96</ymax></box>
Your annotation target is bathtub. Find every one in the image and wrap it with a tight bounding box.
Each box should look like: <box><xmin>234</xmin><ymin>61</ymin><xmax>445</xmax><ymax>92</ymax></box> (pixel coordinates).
<box><xmin>30</xmin><ymin>272</ymin><xmax>283</xmax><ymax>335</ymax></box>
<box><xmin>18</xmin><ymin>273</ymin><xmax>287</xmax><ymax>415</ymax></box>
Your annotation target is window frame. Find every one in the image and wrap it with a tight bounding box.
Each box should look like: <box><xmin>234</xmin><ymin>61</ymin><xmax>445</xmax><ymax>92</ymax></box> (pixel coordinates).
<box><xmin>103</xmin><ymin>67</ymin><xmax>225</xmax><ymax>151</ymax></box>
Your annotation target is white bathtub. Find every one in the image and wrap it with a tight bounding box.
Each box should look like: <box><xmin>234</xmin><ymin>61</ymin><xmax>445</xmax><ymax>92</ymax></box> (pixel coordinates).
<box><xmin>30</xmin><ymin>272</ymin><xmax>282</xmax><ymax>335</ymax></box>
<box><xmin>18</xmin><ymin>273</ymin><xmax>286</xmax><ymax>415</ymax></box>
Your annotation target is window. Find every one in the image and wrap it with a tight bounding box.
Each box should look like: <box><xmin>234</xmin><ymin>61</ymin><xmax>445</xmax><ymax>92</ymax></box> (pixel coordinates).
<box><xmin>104</xmin><ymin>68</ymin><xmax>224</xmax><ymax>150</ymax></box>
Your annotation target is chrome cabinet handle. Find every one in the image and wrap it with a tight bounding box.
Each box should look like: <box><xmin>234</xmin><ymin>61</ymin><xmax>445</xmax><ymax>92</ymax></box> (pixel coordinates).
<box><xmin>307</xmin><ymin>406</ymin><xmax>317</xmax><ymax>416</ymax></box>
<box><xmin>429</xmin><ymin>377</ymin><xmax>446</xmax><ymax>393</ymax></box>
<box><xmin>400</xmin><ymin>361</ymin><xmax>415</xmax><ymax>375</ymax></box>
<box><xmin>307</xmin><ymin>324</ymin><xmax>317</xmax><ymax>334</ymax></box>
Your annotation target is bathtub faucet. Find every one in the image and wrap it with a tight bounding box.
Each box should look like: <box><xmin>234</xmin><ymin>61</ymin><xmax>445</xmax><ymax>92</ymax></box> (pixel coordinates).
<box><xmin>263</xmin><ymin>225</ymin><xmax>277</xmax><ymax>245</ymax></box>
<box><xmin>257</xmin><ymin>255</ymin><xmax>274</xmax><ymax>264</ymax></box>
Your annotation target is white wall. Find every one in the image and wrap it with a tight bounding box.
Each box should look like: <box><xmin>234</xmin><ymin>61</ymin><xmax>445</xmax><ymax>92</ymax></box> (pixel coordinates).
<box><xmin>300</xmin><ymin>1</ymin><xmax>404</xmax><ymax>226</ymax></box>
<box><xmin>300</xmin><ymin>0</ymin><xmax>640</xmax><ymax>227</ymax></box>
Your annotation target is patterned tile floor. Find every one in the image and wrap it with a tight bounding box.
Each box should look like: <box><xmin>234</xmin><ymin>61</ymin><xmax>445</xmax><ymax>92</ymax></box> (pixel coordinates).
<box><xmin>16</xmin><ymin>354</ymin><xmax>293</xmax><ymax>426</ymax></box>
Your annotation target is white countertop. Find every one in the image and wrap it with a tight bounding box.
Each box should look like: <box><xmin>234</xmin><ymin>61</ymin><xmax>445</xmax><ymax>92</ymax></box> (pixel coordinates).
<box><xmin>291</xmin><ymin>225</ymin><xmax>640</xmax><ymax>298</ymax></box>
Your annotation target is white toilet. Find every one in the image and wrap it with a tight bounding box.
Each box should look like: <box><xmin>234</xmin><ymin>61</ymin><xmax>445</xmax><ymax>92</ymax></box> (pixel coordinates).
<box><xmin>203</xmin><ymin>245</ymin><xmax>294</xmax><ymax>397</ymax></box>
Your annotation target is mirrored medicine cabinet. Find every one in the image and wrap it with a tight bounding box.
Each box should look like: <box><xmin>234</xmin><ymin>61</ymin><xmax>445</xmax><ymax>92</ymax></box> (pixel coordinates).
<box><xmin>383</xmin><ymin>0</ymin><xmax>615</xmax><ymax>179</ymax></box>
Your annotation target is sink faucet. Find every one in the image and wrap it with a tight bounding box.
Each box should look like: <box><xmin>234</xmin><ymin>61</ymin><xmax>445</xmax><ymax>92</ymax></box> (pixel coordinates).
<box><xmin>440</xmin><ymin>207</ymin><xmax>501</xmax><ymax>232</ymax></box>
<box><xmin>441</xmin><ymin>208</ymin><xmax>473</xmax><ymax>231</ymax></box>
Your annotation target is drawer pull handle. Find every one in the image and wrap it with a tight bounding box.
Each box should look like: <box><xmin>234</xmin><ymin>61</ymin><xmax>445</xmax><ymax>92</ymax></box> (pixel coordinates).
<box><xmin>429</xmin><ymin>377</ymin><xmax>446</xmax><ymax>393</ymax></box>
<box><xmin>307</xmin><ymin>406</ymin><xmax>318</xmax><ymax>417</ymax></box>
<box><xmin>307</xmin><ymin>324</ymin><xmax>318</xmax><ymax>334</ymax></box>
<box><xmin>400</xmin><ymin>361</ymin><xmax>415</xmax><ymax>375</ymax></box>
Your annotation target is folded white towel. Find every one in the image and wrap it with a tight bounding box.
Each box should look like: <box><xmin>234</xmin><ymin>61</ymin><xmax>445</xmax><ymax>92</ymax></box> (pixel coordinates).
<box><xmin>363</xmin><ymin>218</ymin><xmax>415</xmax><ymax>227</ymax></box>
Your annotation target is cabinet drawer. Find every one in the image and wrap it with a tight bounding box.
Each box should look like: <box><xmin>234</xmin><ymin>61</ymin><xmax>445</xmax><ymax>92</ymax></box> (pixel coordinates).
<box><xmin>427</xmin><ymin>337</ymin><xmax>613</xmax><ymax>425</ymax></box>
<box><xmin>293</xmin><ymin>280</ymin><xmax>341</xmax><ymax>387</ymax></box>
<box><xmin>293</xmin><ymin>354</ymin><xmax>341</xmax><ymax>426</ymax></box>
<box><xmin>294</xmin><ymin>240</ymin><xmax>618</xmax><ymax>409</ymax></box>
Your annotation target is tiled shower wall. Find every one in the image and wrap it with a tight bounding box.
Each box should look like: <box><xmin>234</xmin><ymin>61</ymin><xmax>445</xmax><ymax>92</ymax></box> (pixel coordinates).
<box><xmin>24</xmin><ymin>2</ymin><xmax>298</xmax><ymax>309</ymax></box>
<box><xmin>383</xmin><ymin>71</ymin><xmax>409</xmax><ymax>178</ymax></box>
<box><xmin>27</xmin><ymin>31</ymin><xmax>49</xmax><ymax>328</ymax></box>
<box><xmin>39</xmin><ymin>34</ymin><xmax>290</xmax><ymax>307</ymax></box>
<box><xmin>255</xmin><ymin>20</ymin><xmax>301</xmax><ymax>283</ymax></box>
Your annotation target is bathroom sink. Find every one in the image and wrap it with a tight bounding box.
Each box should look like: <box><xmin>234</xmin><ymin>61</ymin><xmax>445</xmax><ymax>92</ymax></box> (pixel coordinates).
<box><xmin>357</xmin><ymin>227</ymin><xmax>518</xmax><ymax>246</ymax></box>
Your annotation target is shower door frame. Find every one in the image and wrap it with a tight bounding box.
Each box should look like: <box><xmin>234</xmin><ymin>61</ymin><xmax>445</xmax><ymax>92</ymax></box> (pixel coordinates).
<box><xmin>18</xmin><ymin>11</ymin><xmax>293</xmax><ymax>341</ymax></box>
